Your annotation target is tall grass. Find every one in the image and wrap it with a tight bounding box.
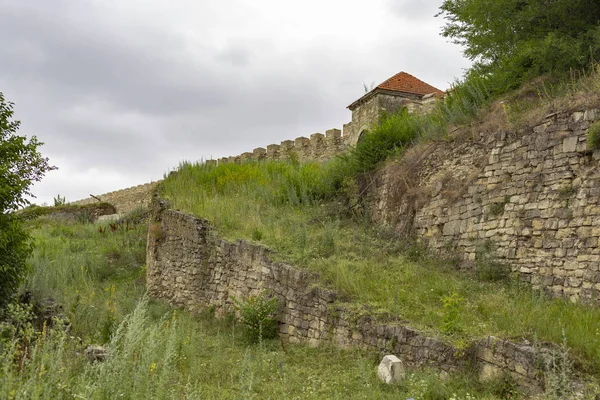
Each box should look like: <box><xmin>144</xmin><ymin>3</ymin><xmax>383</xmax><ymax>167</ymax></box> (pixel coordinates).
<box><xmin>162</xmin><ymin>161</ymin><xmax>600</xmax><ymax>375</ymax></box>
<box><xmin>0</xmin><ymin>218</ymin><xmax>509</xmax><ymax>400</ymax></box>
<box><xmin>25</xmin><ymin>218</ymin><xmax>147</xmax><ymax>342</ymax></box>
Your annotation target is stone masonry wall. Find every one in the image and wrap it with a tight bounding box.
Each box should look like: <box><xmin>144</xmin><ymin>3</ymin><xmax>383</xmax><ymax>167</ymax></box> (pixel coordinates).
<box><xmin>373</xmin><ymin>108</ymin><xmax>600</xmax><ymax>304</ymax></box>
<box><xmin>70</xmin><ymin>182</ymin><xmax>159</xmax><ymax>214</ymax></box>
<box><xmin>211</xmin><ymin>128</ymin><xmax>346</xmax><ymax>167</ymax></box>
<box><xmin>343</xmin><ymin>92</ymin><xmax>440</xmax><ymax>147</ymax></box>
<box><xmin>146</xmin><ymin>199</ymin><xmax>554</xmax><ymax>391</ymax></box>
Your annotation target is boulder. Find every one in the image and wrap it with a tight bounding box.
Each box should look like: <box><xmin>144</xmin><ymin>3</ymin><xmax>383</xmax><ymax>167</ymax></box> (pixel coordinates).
<box><xmin>377</xmin><ymin>354</ymin><xmax>405</xmax><ymax>384</ymax></box>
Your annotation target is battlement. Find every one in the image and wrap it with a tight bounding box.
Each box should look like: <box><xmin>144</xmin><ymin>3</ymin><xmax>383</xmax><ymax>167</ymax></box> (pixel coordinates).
<box><xmin>215</xmin><ymin>128</ymin><xmax>346</xmax><ymax>165</ymax></box>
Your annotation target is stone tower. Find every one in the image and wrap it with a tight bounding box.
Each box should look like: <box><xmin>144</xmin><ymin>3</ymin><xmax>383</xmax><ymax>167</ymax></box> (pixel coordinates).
<box><xmin>343</xmin><ymin>72</ymin><xmax>444</xmax><ymax>146</ymax></box>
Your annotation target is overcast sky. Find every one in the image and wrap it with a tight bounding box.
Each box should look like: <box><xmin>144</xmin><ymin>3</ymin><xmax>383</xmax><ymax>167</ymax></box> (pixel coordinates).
<box><xmin>0</xmin><ymin>0</ymin><xmax>470</xmax><ymax>205</ymax></box>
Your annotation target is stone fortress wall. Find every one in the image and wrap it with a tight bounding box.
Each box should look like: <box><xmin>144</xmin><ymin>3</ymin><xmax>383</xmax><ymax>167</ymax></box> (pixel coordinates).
<box><xmin>210</xmin><ymin>128</ymin><xmax>347</xmax><ymax>166</ymax></box>
<box><xmin>373</xmin><ymin>108</ymin><xmax>600</xmax><ymax>305</ymax></box>
<box><xmin>146</xmin><ymin>200</ymin><xmax>553</xmax><ymax>391</ymax></box>
<box><xmin>70</xmin><ymin>182</ymin><xmax>159</xmax><ymax>214</ymax></box>
<box><xmin>69</xmin><ymin>126</ymin><xmax>348</xmax><ymax>211</ymax></box>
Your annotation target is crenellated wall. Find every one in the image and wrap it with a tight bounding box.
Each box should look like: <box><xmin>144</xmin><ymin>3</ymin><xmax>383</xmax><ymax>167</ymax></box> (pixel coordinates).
<box><xmin>70</xmin><ymin>182</ymin><xmax>159</xmax><ymax>214</ymax></box>
<box><xmin>373</xmin><ymin>108</ymin><xmax>600</xmax><ymax>304</ymax></box>
<box><xmin>146</xmin><ymin>198</ymin><xmax>556</xmax><ymax>392</ymax></box>
<box><xmin>211</xmin><ymin>128</ymin><xmax>347</xmax><ymax>166</ymax></box>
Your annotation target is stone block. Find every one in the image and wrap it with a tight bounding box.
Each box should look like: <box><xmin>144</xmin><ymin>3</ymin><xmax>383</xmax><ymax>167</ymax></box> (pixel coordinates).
<box><xmin>377</xmin><ymin>355</ymin><xmax>405</xmax><ymax>384</ymax></box>
<box><xmin>294</xmin><ymin>137</ymin><xmax>310</xmax><ymax>147</ymax></box>
<box><xmin>326</xmin><ymin>128</ymin><xmax>342</xmax><ymax>139</ymax></box>
<box><xmin>562</xmin><ymin>136</ymin><xmax>578</xmax><ymax>153</ymax></box>
<box><xmin>310</xmin><ymin>133</ymin><xmax>324</xmax><ymax>142</ymax></box>
<box><xmin>280</xmin><ymin>140</ymin><xmax>294</xmax><ymax>152</ymax></box>
<box><xmin>252</xmin><ymin>147</ymin><xmax>266</xmax><ymax>159</ymax></box>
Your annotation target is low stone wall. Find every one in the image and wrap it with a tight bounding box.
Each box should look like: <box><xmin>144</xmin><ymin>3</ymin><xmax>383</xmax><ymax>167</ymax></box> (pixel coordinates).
<box><xmin>70</xmin><ymin>182</ymin><xmax>159</xmax><ymax>214</ymax></box>
<box><xmin>211</xmin><ymin>128</ymin><xmax>346</xmax><ymax>166</ymax></box>
<box><xmin>374</xmin><ymin>108</ymin><xmax>600</xmax><ymax>304</ymax></box>
<box><xmin>146</xmin><ymin>199</ymin><xmax>553</xmax><ymax>391</ymax></box>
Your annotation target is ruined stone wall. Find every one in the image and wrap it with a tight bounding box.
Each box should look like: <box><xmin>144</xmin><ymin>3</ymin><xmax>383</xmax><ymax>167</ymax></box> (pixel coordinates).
<box><xmin>70</xmin><ymin>182</ymin><xmax>159</xmax><ymax>214</ymax></box>
<box><xmin>373</xmin><ymin>108</ymin><xmax>600</xmax><ymax>304</ymax></box>
<box><xmin>146</xmin><ymin>200</ymin><xmax>552</xmax><ymax>391</ymax></box>
<box><xmin>212</xmin><ymin>128</ymin><xmax>346</xmax><ymax>166</ymax></box>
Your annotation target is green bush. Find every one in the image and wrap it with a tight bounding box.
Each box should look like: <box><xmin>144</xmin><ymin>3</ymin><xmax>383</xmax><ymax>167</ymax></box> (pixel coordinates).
<box><xmin>348</xmin><ymin>109</ymin><xmax>418</xmax><ymax>173</ymax></box>
<box><xmin>475</xmin><ymin>241</ymin><xmax>510</xmax><ymax>282</ymax></box>
<box><xmin>231</xmin><ymin>291</ymin><xmax>279</xmax><ymax>343</ymax></box>
<box><xmin>587</xmin><ymin>121</ymin><xmax>600</xmax><ymax>150</ymax></box>
<box><xmin>439</xmin><ymin>0</ymin><xmax>600</xmax><ymax>91</ymax></box>
<box><xmin>0</xmin><ymin>92</ymin><xmax>53</xmax><ymax>309</ymax></box>
<box><xmin>440</xmin><ymin>292</ymin><xmax>464</xmax><ymax>334</ymax></box>
<box><xmin>0</xmin><ymin>215</ymin><xmax>32</xmax><ymax>309</ymax></box>
<box><xmin>53</xmin><ymin>194</ymin><xmax>66</xmax><ymax>206</ymax></box>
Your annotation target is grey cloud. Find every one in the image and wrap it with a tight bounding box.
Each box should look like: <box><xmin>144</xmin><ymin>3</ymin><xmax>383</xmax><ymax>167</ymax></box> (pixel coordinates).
<box><xmin>0</xmin><ymin>10</ymin><xmax>228</xmax><ymax>115</ymax></box>
<box><xmin>389</xmin><ymin>0</ymin><xmax>442</xmax><ymax>21</ymax></box>
<box><xmin>0</xmin><ymin>0</ymin><xmax>469</xmax><ymax>205</ymax></box>
<box><xmin>217</xmin><ymin>47</ymin><xmax>251</xmax><ymax>67</ymax></box>
<box><xmin>0</xmin><ymin>1</ymin><xmax>341</xmax><ymax>174</ymax></box>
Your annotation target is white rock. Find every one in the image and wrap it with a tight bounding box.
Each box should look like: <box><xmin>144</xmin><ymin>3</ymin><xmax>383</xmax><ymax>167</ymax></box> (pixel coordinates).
<box><xmin>97</xmin><ymin>214</ymin><xmax>123</xmax><ymax>223</ymax></box>
<box><xmin>377</xmin><ymin>355</ymin><xmax>405</xmax><ymax>384</ymax></box>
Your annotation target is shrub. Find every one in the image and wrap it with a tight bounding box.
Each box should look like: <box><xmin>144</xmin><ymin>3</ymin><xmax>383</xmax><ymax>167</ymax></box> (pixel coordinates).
<box><xmin>440</xmin><ymin>292</ymin><xmax>464</xmax><ymax>334</ymax></box>
<box><xmin>0</xmin><ymin>92</ymin><xmax>54</xmax><ymax>309</ymax></box>
<box><xmin>545</xmin><ymin>335</ymin><xmax>574</xmax><ymax>399</ymax></box>
<box><xmin>53</xmin><ymin>194</ymin><xmax>67</xmax><ymax>206</ymax></box>
<box><xmin>348</xmin><ymin>109</ymin><xmax>418</xmax><ymax>174</ymax></box>
<box><xmin>231</xmin><ymin>291</ymin><xmax>279</xmax><ymax>343</ymax></box>
<box><xmin>475</xmin><ymin>241</ymin><xmax>510</xmax><ymax>282</ymax></box>
<box><xmin>587</xmin><ymin>121</ymin><xmax>600</xmax><ymax>150</ymax></box>
<box><xmin>439</xmin><ymin>0</ymin><xmax>600</xmax><ymax>91</ymax></box>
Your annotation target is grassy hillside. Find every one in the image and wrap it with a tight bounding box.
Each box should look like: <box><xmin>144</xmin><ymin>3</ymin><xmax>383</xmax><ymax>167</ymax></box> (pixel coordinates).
<box><xmin>0</xmin><ymin>216</ymin><xmax>514</xmax><ymax>399</ymax></box>
<box><xmin>162</xmin><ymin>160</ymin><xmax>600</xmax><ymax>378</ymax></box>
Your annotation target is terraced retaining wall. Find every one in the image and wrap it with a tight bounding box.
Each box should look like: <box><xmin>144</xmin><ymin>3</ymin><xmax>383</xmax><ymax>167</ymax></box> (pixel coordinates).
<box><xmin>373</xmin><ymin>108</ymin><xmax>600</xmax><ymax>304</ymax></box>
<box><xmin>146</xmin><ymin>199</ymin><xmax>554</xmax><ymax>391</ymax></box>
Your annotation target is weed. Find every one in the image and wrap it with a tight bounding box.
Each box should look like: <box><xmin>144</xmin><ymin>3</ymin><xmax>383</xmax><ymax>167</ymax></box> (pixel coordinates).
<box><xmin>558</xmin><ymin>184</ymin><xmax>576</xmax><ymax>199</ymax></box>
<box><xmin>488</xmin><ymin>196</ymin><xmax>510</xmax><ymax>217</ymax></box>
<box><xmin>251</xmin><ymin>228</ymin><xmax>264</xmax><ymax>242</ymax></box>
<box><xmin>587</xmin><ymin>121</ymin><xmax>600</xmax><ymax>150</ymax></box>
<box><xmin>53</xmin><ymin>194</ymin><xmax>66</xmax><ymax>206</ymax></box>
<box><xmin>149</xmin><ymin>223</ymin><xmax>163</xmax><ymax>241</ymax></box>
<box><xmin>545</xmin><ymin>334</ymin><xmax>574</xmax><ymax>399</ymax></box>
<box><xmin>488</xmin><ymin>373</ymin><xmax>522</xmax><ymax>398</ymax></box>
<box><xmin>441</xmin><ymin>293</ymin><xmax>464</xmax><ymax>334</ymax></box>
<box><xmin>475</xmin><ymin>241</ymin><xmax>510</xmax><ymax>282</ymax></box>
<box><xmin>231</xmin><ymin>291</ymin><xmax>279</xmax><ymax>344</ymax></box>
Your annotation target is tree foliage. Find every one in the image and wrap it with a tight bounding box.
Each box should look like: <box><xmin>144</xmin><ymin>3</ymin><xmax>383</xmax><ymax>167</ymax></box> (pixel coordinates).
<box><xmin>0</xmin><ymin>92</ymin><xmax>54</xmax><ymax>308</ymax></box>
<box><xmin>438</xmin><ymin>0</ymin><xmax>600</xmax><ymax>90</ymax></box>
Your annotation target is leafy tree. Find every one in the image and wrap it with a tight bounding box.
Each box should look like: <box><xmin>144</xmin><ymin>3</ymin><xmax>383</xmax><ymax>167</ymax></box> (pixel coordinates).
<box><xmin>438</xmin><ymin>0</ymin><xmax>600</xmax><ymax>90</ymax></box>
<box><xmin>0</xmin><ymin>92</ymin><xmax>54</xmax><ymax>309</ymax></box>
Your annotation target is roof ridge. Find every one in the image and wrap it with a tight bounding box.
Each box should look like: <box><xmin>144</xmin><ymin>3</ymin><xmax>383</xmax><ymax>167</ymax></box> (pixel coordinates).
<box><xmin>376</xmin><ymin>71</ymin><xmax>444</xmax><ymax>97</ymax></box>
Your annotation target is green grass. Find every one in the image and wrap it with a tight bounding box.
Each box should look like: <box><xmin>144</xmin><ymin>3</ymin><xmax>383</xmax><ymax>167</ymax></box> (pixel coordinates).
<box><xmin>162</xmin><ymin>160</ymin><xmax>600</xmax><ymax>375</ymax></box>
<box><xmin>0</xmin><ymin>217</ymin><xmax>512</xmax><ymax>399</ymax></box>
<box><xmin>588</xmin><ymin>121</ymin><xmax>600</xmax><ymax>150</ymax></box>
<box><xmin>25</xmin><ymin>216</ymin><xmax>148</xmax><ymax>343</ymax></box>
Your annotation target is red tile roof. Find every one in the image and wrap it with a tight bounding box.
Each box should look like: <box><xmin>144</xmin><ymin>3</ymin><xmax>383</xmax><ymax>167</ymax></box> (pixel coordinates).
<box><xmin>376</xmin><ymin>72</ymin><xmax>444</xmax><ymax>97</ymax></box>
